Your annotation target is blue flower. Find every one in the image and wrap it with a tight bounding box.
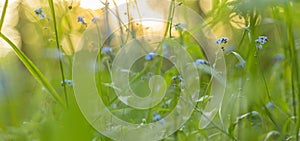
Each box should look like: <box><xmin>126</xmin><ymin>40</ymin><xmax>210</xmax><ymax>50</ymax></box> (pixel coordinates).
<box><xmin>172</xmin><ymin>75</ymin><xmax>177</xmax><ymax>81</ymax></box>
<box><xmin>145</xmin><ymin>52</ymin><xmax>156</xmax><ymax>61</ymax></box>
<box><xmin>273</xmin><ymin>54</ymin><xmax>285</xmax><ymax>61</ymax></box>
<box><xmin>77</xmin><ymin>16</ymin><xmax>87</xmax><ymax>25</ymax></box>
<box><xmin>159</xmin><ymin>119</ymin><xmax>166</xmax><ymax>125</ymax></box>
<box><xmin>153</xmin><ymin>114</ymin><xmax>161</xmax><ymax>122</ymax></box>
<box><xmin>34</xmin><ymin>8</ymin><xmax>46</xmax><ymax>19</ymax></box>
<box><xmin>172</xmin><ymin>75</ymin><xmax>184</xmax><ymax>82</ymax></box>
<box><xmin>194</xmin><ymin>59</ymin><xmax>209</xmax><ymax>65</ymax></box>
<box><xmin>255</xmin><ymin>36</ymin><xmax>268</xmax><ymax>50</ymax></box>
<box><xmin>34</xmin><ymin>8</ymin><xmax>42</xmax><ymax>15</ymax></box>
<box><xmin>216</xmin><ymin>37</ymin><xmax>229</xmax><ymax>44</ymax></box>
<box><xmin>265</xmin><ymin>102</ymin><xmax>274</xmax><ymax>109</ymax></box>
<box><xmin>101</xmin><ymin>46</ymin><xmax>112</xmax><ymax>54</ymax></box>
<box><xmin>175</xmin><ymin>23</ymin><xmax>186</xmax><ymax>30</ymax></box>
<box><xmin>256</xmin><ymin>44</ymin><xmax>262</xmax><ymax>50</ymax></box>
<box><xmin>60</xmin><ymin>79</ymin><xmax>74</xmax><ymax>87</ymax></box>
<box><xmin>255</xmin><ymin>36</ymin><xmax>268</xmax><ymax>45</ymax></box>
<box><xmin>177</xmin><ymin>75</ymin><xmax>184</xmax><ymax>82</ymax></box>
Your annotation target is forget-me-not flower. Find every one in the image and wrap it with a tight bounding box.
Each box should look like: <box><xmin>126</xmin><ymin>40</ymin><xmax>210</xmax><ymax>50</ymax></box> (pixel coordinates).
<box><xmin>194</xmin><ymin>59</ymin><xmax>209</xmax><ymax>65</ymax></box>
<box><xmin>145</xmin><ymin>52</ymin><xmax>156</xmax><ymax>61</ymax></box>
<box><xmin>34</xmin><ymin>8</ymin><xmax>46</xmax><ymax>19</ymax></box>
<box><xmin>216</xmin><ymin>37</ymin><xmax>229</xmax><ymax>44</ymax></box>
<box><xmin>60</xmin><ymin>79</ymin><xmax>74</xmax><ymax>87</ymax></box>
<box><xmin>101</xmin><ymin>46</ymin><xmax>112</xmax><ymax>54</ymax></box>
<box><xmin>77</xmin><ymin>16</ymin><xmax>87</xmax><ymax>25</ymax></box>
<box><xmin>153</xmin><ymin>114</ymin><xmax>161</xmax><ymax>122</ymax></box>
<box><xmin>255</xmin><ymin>36</ymin><xmax>268</xmax><ymax>50</ymax></box>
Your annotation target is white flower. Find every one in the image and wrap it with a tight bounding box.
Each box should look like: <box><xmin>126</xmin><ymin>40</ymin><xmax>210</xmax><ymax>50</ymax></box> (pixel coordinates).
<box><xmin>145</xmin><ymin>52</ymin><xmax>156</xmax><ymax>61</ymax></box>
<box><xmin>139</xmin><ymin>118</ymin><xmax>147</xmax><ymax>126</ymax></box>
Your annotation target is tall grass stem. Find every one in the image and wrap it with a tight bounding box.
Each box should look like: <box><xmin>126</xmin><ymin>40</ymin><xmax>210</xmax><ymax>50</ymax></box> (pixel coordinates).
<box><xmin>48</xmin><ymin>0</ymin><xmax>69</xmax><ymax>107</ymax></box>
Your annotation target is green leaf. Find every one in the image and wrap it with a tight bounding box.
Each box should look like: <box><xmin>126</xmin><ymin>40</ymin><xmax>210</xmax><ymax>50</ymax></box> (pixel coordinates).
<box><xmin>0</xmin><ymin>33</ymin><xmax>66</xmax><ymax>108</ymax></box>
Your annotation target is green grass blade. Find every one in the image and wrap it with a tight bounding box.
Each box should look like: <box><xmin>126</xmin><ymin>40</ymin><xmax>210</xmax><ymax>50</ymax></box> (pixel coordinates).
<box><xmin>0</xmin><ymin>33</ymin><xmax>66</xmax><ymax>108</ymax></box>
<box><xmin>0</xmin><ymin>0</ymin><xmax>8</xmax><ymax>32</ymax></box>
<box><xmin>48</xmin><ymin>0</ymin><xmax>69</xmax><ymax>106</ymax></box>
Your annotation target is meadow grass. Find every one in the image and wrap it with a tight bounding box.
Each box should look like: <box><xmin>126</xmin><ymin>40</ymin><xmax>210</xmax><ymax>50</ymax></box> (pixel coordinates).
<box><xmin>0</xmin><ymin>0</ymin><xmax>300</xmax><ymax>140</ymax></box>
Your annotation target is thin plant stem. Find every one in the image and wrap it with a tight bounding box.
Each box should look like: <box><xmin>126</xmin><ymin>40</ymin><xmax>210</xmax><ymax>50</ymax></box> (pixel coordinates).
<box><xmin>234</xmin><ymin>29</ymin><xmax>248</xmax><ymax>139</ymax></box>
<box><xmin>245</xmin><ymin>13</ymin><xmax>259</xmax><ymax>72</ymax></box>
<box><xmin>261</xmin><ymin>102</ymin><xmax>281</xmax><ymax>130</ymax></box>
<box><xmin>112</xmin><ymin>0</ymin><xmax>125</xmax><ymax>46</ymax></box>
<box><xmin>104</xmin><ymin>0</ymin><xmax>113</xmax><ymax>45</ymax></box>
<box><xmin>164</xmin><ymin>0</ymin><xmax>175</xmax><ymax>38</ymax></box>
<box><xmin>48</xmin><ymin>0</ymin><xmax>69</xmax><ymax>107</ymax></box>
<box><xmin>97</xmin><ymin>0</ymin><xmax>129</xmax><ymax>31</ymax></box>
<box><xmin>256</xmin><ymin>51</ymin><xmax>271</xmax><ymax>101</ymax></box>
<box><xmin>126</xmin><ymin>0</ymin><xmax>137</xmax><ymax>39</ymax></box>
<box><xmin>168</xmin><ymin>0</ymin><xmax>176</xmax><ymax>38</ymax></box>
<box><xmin>133</xmin><ymin>0</ymin><xmax>142</xmax><ymax>23</ymax></box>
<box><xmin>0</xmin><ymin>0</ymin><xmax>8</xmax><ymax>32</ymax></box>
<box><xmin>285</xmin><ymin>3</ymin><xmax>300</xmax><ymax>140</ymax></box>
<box><xmin>185</xmin><ymin>96</ymin><xmax>237</xmax><ymax>140</ymax></box>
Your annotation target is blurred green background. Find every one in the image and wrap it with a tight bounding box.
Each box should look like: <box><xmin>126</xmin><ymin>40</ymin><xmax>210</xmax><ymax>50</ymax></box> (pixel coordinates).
<box><xmin>1</xmin><ymin>0</ymin><xmax>300</xmax><ymax>140</ymax></box>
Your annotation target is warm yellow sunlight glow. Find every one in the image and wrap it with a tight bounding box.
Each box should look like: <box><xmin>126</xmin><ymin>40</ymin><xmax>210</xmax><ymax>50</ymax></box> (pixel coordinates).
<box><xmin>0</xmin><ymin>0</ymin><xmax>165</xmax><ymax>57</ymax></box>
<box><xmin>0</xmin><ymin>0</ymin><xmax>20</xmax><ymax>57</ymax></box>
<box><xmin>80</xmin><ymin>0</ymin><xmax>127</xmax><ymax>10</ymax></box>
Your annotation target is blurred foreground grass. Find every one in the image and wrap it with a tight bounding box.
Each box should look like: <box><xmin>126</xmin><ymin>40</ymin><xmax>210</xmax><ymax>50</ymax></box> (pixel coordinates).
<box><xmin>0</xmin><ymin>0</ymin><xmax>300</xmax><ymax>140</ymax></box>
